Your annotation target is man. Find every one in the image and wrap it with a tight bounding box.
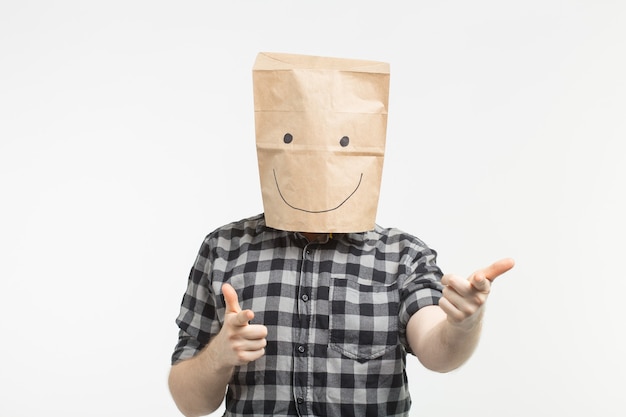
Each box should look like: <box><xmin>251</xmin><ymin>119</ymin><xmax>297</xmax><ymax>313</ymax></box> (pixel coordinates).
<box><xmin>168</xmin><ymin>52</ymin><xmax>514</xmax><ymax>417</ymax></box>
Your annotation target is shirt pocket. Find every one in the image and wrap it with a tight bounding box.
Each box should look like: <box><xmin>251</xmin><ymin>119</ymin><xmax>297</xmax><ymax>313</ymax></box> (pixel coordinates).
<box><xmin>328</xmin><ymin>275</ymin><xmax>400</xmax><ymax>362</ymax></box>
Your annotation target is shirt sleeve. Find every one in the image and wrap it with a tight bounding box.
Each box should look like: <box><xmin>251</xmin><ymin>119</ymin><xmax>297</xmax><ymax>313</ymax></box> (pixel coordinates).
<box><xmin>397</xmin><ymin>240</ymin><xmax>444</xmax><ymax>353</ymax></box>
<box><xmin>171</xmin><ymin>238</ymin><xmax>222</xmax><ymax>365</ymax></box>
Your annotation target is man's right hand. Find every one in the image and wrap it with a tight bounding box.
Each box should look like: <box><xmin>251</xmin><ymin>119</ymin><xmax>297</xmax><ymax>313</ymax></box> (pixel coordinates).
<box><xmin>213</xmin><ymin>283</ymin><xmax>268</xmax><ymax>368</ymax></box>
<box><xmin>168</xmin><ymin>283</ymin><xmax>267</xmax><ymax>416</ymax></box>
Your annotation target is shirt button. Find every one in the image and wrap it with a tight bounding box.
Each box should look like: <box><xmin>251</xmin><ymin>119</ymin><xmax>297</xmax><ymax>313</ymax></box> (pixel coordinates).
<box><xmin>297</xmin><ymin>397</ymin><xmax>305</xmax><ymax>404</ymax></box>
<box><xmin>297</xmin><ymin>345</ymin><xmax>306</xmax><ymax>354</ymax></box>
<box><xmin>301</xmin><ymin>294</ymin><xmax>309</xmax><ymax>302</ymax></box>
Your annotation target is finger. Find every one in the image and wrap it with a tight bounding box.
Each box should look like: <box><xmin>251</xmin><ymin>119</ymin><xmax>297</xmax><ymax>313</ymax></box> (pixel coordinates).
<box><xmin>438</xmin><ymin>296</ymin><xmax>465</xmax><ymax>323</ymax></box>
<box><xmin>241</xmin><ymin>324</ymin><xmax>269</xmax><ymax>341</ymax></box>
<box><xmin>234</xmin><ymin>309</ymin><xmax>254</xmax><ymax>326</ymax></box>
<box><xmin>222</xmin><ymin>283</ymin><xmax>242</xmax><ymax>314</ymax></box>
<box><xmin>442</xmin><ymin>284</ymin><xmax>482</xmax><ymax>315</ymax></box>
<box><xmin>478</xmin><ymin>258</ymin><xmax>515</xmax><ymax>282</ymax></box>
<box><xmin>440</xmin><ymin>273</ymin><xmax>462</xmax><ymax>287</ymax></box>
<box><xmin>236</xmin><ymin>347</ymin><xmax>266</xmax><ymax>364</ymax></box>
<box><xmin>469</xmin><ymin>273</ymin><xmax>491</xmax><ymax>292</ymax></box>
<box><xmin>441</xmin><ymin>274</ymin><xmax>471</xmax><ymax>294</ymax></box>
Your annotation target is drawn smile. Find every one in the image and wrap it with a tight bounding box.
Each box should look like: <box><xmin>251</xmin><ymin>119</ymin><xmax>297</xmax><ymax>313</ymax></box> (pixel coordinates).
<box><xmin>273</xmin><ymin>169</ymin><xmax>363</xmax><ymax>213</ymax></box>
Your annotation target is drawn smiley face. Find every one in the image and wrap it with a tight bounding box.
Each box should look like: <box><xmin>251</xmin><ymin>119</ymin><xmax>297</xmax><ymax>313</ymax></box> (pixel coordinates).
<box><xmin>272</xmin><ymin>132</ymin><xmax>363</xmax><ymax>213</ymax></box>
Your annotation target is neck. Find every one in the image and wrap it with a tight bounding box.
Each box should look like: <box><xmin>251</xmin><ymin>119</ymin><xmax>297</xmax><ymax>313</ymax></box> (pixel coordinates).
<box><xmin>301</xmin><ymin>232</ymin><xmax>331</xmax><ymax>242</ymax></box>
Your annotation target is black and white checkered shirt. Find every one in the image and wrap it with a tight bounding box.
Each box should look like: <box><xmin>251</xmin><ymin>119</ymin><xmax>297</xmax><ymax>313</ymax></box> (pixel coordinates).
<box><xmin>172</xmin><ymin>213</ymin><xmax>443</xmax><ymax>417</ymax></box>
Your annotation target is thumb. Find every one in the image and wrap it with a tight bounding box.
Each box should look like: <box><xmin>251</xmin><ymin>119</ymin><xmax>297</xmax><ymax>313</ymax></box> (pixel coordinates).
<box><xmin>222</xmin><ymin>283</ymin><xmax>253</xmax><ymax>326</ymax></box>
<box><xmin>222</xmin><ymin>283</ymin><xmax>242</xmax><ymax>314</ymax></box>
<box><xmin>469</xmin><ymin>273</ymin><xmax>491</xmax><ymax>292</ymax></box>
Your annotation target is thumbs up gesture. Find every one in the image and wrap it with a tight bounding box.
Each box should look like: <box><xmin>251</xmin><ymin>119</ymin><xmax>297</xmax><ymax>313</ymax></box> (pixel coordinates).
<box><xmin>439</xmin><ymin>258</ymin><xmax>515</xmax><ymax>331</ymax></box>
<box><xmin>213</xmin><ymin>283</ymin><xmax>268</xmax><ymax>367</ymax></box>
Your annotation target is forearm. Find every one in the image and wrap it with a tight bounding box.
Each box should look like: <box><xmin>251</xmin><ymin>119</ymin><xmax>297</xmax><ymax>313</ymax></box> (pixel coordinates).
<box><xmin>407</xmin><ymin>305</ymin><xmax>483</xmax><ymax>373</ymax></box>
<box><xmin>168</xmin><ymin>340</ymin><xmax>233</xmax><ymax>417</ymax></box>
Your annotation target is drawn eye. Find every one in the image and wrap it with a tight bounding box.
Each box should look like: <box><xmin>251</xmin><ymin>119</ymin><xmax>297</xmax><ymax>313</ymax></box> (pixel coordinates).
<box><xmin>283</xmin><ymin>133</ymin><xmax>293</xmax><ymax>144</ymax></box>
<box><xmin>339</xmin><ymin>136</ymin><xmax>349</xmax><ymax>147</ymax></box>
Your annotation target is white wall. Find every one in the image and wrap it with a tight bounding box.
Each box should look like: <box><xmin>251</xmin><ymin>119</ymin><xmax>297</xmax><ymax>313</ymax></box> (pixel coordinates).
<box><xmin>1</xmin><ymin>1</ymin><xmax>624</xmax><ymax>416</ymax></box>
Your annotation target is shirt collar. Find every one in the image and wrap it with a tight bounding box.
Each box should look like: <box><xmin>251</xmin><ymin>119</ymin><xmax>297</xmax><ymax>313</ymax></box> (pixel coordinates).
<box><xmin>256</xmin><ymin>213</ymin><xmax>374</xmax><ymax>246</ymax></box>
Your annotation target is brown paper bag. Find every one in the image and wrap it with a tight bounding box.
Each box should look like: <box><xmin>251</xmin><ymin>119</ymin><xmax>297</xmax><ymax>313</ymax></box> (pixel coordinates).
<box><xmin>253</xmin><ymin>52</ymin><xmax>390</xmax><ymax>233</ymax></box>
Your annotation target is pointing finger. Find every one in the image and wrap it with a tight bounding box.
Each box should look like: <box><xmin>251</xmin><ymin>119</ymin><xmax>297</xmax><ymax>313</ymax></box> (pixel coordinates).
<box><xmin>478</xmin><ymin>258</ymin><xmax>515</xmax><ymax>282</ymax></box>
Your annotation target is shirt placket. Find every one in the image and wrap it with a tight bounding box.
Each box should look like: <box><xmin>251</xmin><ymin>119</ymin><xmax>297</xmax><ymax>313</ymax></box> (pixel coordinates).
<box><xmin>293</xmin><ymin>241</ymin><xmax>317</xmax><ymax>417</ymax></box>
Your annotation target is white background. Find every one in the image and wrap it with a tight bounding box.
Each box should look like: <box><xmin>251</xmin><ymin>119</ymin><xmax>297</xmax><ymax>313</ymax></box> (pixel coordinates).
<box><xmin>1</xmin><ymin>1</ymin><xmax>625</xmax><ymax>416</ymax></box>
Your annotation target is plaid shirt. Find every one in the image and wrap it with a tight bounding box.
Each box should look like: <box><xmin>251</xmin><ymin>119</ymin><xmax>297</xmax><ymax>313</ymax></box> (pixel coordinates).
<box><xmin>172</xmin><ymin>214</ymin><xmax>443</xmax><ymax>417</ymax></box>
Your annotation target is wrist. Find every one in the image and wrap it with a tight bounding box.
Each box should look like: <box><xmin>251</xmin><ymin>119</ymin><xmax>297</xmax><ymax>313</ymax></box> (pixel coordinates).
<box><xmin>446</xmin><ymin>315</ymin><xmax>483</xmax><ymax>334</ymax></box>
<box><xmin>201</xmin><ymin>335</ymin><xmax>236</xmax><ymax>375</ymax></box>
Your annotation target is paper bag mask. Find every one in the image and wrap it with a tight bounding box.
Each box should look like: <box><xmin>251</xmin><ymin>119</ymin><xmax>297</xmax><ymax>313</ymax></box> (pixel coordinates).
<box><xmin>253</xmin><ymin>52</ymin><xmax>390</xmax><ymax>233</ymax></box>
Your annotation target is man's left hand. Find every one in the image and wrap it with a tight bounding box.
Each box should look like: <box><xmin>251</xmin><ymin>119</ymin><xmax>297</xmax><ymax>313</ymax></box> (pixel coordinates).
<box><xmin>438</xmin><ymin>258</ymin><xmax>515</xmax><ymax>331</ymax></box>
